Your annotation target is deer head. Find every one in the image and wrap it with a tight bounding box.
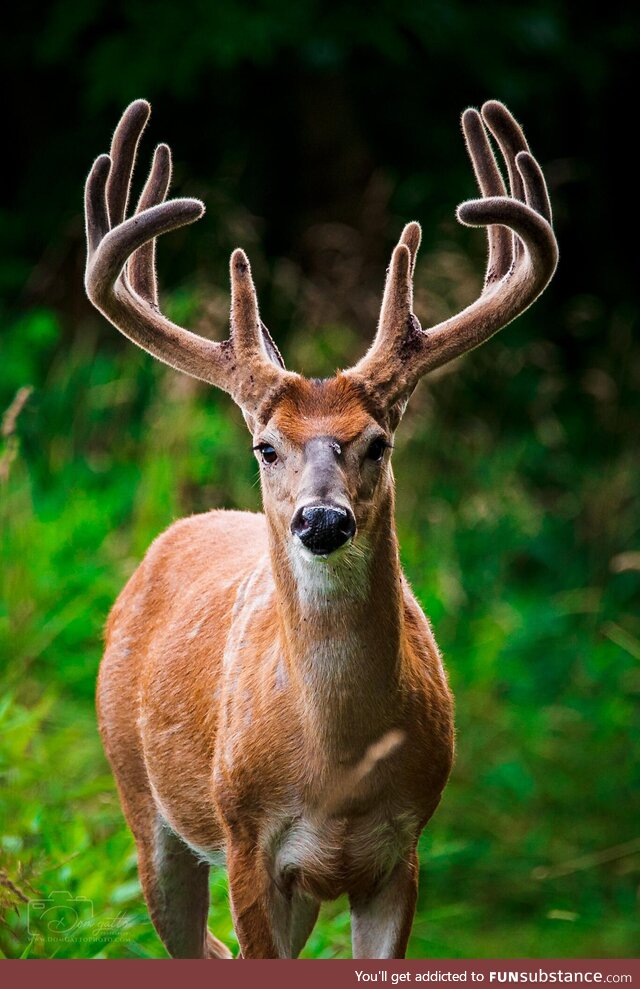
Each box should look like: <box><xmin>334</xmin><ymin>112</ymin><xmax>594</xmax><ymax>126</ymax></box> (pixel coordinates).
<box><xmin>85</xmin><ymin>99</ymin><xmax>558</xmax><ymax>561</ymax></box>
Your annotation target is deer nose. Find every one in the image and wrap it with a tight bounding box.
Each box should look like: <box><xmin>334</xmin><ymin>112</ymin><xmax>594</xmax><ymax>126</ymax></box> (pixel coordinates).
<box><xmin>290</xmin><ymin>505</ymin><xmax>356</xmax><ymax>556</ymax></box>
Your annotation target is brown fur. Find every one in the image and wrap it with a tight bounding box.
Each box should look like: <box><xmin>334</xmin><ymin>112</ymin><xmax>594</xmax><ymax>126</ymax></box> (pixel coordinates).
<box><xmin>98</xmin><ymin>378</ymin><xmax>454</xmax><ymax>959</ymax></box>
<box><xmin>270</xmin><ymin>375</ymin><xmax>376</xmax><ymax>442</ymax></box>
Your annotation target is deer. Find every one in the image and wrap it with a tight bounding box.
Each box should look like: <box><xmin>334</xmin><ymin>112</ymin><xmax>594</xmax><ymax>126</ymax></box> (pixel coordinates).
<box><xmin>86</xmin><ymin>98</ymin><xmax>558</xmax><ymax>959</ymax></box>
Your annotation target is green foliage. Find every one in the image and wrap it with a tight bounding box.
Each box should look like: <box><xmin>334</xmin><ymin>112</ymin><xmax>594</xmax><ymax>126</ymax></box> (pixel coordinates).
<box><xmin>1</xmin><ymin>299</ymin><xmax>638</xmax><ymax>958</ymax></box>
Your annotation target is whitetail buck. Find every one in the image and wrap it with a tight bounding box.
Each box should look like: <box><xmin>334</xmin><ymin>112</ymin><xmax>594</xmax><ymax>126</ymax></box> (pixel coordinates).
<box><xmin>86</xmin><ymin>99</ymin><xmax>557</xmax><ymax>959</ymax></box>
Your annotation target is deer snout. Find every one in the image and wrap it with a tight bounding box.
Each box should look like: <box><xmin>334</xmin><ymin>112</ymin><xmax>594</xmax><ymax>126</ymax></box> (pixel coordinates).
<box><xmin>290</xmin><ymin>505</ymin><xmax>356</xmax><ymax>556</ymax></box>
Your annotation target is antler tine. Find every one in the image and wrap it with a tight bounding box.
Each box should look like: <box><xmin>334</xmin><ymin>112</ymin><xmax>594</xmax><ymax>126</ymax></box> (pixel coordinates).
<box><xmin>481</xmin><ymin>100</ymin><xmax>529</xmax><ymax>203</ymax></box>
<box><xmin>230</xmin><ymin>249</ymin><xmax>261</xmax><ymax>356</ymax></box>
<box><xmin>365</xmin><ymin>223</ymin><xmax>418</xmax><ymax>367</ymax></box>
<box><xmin>381</xmin><ymin>243</ymin><xmax>413</xmax><ymax>336</ymax></box>
<box><xmin>106</xmin><ymin>100</ymin><xmax>150</xmax><ymax>227</ymax></box>
<box><xmin>85</xmin><ymin>154</ymin><xmax>111</xmax><ymax>256</ymax></box>
<box><xmin>461</xmin><ymin>108</ymin><xmax>512</xmax><ymax>284</ymax></box>
<box><xmin>84</xmin><ymin>101</ymin><xmax>292</xmax><ymax>414</ymax></box>
<box><xmin>346</xmin><ymin>101</ymin><xmax>558</xmax><ymax>409</ymax></box>
<box><xmin>129</xmin><ymin>143</ymin><xmax>172</xmax><ymax>305</ymax></box>
<box><xmin>400</xmin><ymin>221</ymin><xmax>422</xmax><ymax>277</ymax></box>
<box><xmin>515</xmin><ymin>150</ymin><xmax>552</xmax><ymax>224</ymax></box>
<box><xmin>360</xmin><ymin>232</ymin><xmax>416</xmax><ymax>399</ymax></box>
<box><xmin>481</xmin><ymin>100</ymin><xmax>530</xmax><ymax>264</ymax></box>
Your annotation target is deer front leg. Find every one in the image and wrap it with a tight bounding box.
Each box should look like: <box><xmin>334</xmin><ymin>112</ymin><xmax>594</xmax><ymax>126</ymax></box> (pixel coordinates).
<box><xmin>349</xmin><ymin>849</ymin><xmax>419</xmax><ymax>959</ymax></box>
<box><xmin>290</xmin><ymin>891</ymin><xmax>320</xmax><ymax>957</ymax></box>
<box><xmin>226</xmin><ymin>838</ymin><xmax>292</xmax><ymax>958</ymax></box>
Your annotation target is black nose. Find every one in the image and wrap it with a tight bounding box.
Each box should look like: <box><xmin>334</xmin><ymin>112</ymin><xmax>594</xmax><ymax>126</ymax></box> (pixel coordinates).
<box><xmin>290</xmin><ymin>505</ymin><xmax>356</xmax><ymax>555</ymax></box>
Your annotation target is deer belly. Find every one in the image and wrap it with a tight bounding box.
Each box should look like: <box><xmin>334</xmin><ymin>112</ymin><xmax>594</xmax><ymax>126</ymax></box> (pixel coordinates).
<box><xmin>270</xmin><ymin>812</ymin><xmax>416</xmax><ymax>901</ymax></box>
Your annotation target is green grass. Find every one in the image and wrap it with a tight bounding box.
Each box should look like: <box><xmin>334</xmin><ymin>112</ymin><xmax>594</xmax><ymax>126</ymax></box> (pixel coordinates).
<box><xmin>1</xmin><ymin>306</ymin><xmax>638</xmax><ymax>958</ymax></box>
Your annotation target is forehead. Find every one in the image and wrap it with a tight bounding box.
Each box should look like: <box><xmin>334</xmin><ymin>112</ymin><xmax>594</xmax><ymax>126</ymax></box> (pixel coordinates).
<box><xmin>267</xmin><ymin>375</ymin><xmax>377</xmax><ymax>446</ymax></box>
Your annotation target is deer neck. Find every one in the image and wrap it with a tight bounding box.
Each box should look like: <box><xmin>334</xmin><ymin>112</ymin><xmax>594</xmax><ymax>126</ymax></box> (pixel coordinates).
<box><xmin>265</xmin><ymin>489</ymin><xmax>404</xmax><ymax>757</ymax></box>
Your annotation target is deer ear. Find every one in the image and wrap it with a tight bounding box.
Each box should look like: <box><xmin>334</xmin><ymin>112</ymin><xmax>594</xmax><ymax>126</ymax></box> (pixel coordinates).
<box><xmin>386</xmin><ymin>393</ymin><xmax>412</xmax><ymax>432</ymax></box>
<box><xmin>260</xmin><ymin>321</ymin><xmax>286</xmax><ymax>369</ymax></box>
<box><xmin>238</xmin><ymin>322</ymin><xmax>284</xmax><ymax>434</ymax></box>
<box><xmin>241</xmin><ymin>408</ymin><xmax>257</xmax><ymax>433</ymax></box>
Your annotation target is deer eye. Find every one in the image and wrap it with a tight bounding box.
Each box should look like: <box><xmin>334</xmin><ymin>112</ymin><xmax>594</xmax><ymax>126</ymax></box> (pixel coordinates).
<box><xmin>366</xmin><ymin>437</ymin><xmax>390</xmax><ymax>462</ymax></box>
<box><xmin>254</xmin><ymin>443</ymin><xmax>278</xmax><ymax>465</ymax></box>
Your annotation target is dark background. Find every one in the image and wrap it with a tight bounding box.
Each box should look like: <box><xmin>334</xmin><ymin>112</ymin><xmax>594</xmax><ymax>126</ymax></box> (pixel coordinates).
<box><xmin>1</xmin><ymin>0</ymin><xmax>638</xmax><ymax>959</ymax></box>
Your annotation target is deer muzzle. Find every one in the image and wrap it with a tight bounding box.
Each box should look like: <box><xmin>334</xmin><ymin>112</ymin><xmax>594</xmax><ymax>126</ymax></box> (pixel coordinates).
<box><xmin>290</xmin><ymin>505</ymin><xmax>356</xmax><ymax>556</ymax></box>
